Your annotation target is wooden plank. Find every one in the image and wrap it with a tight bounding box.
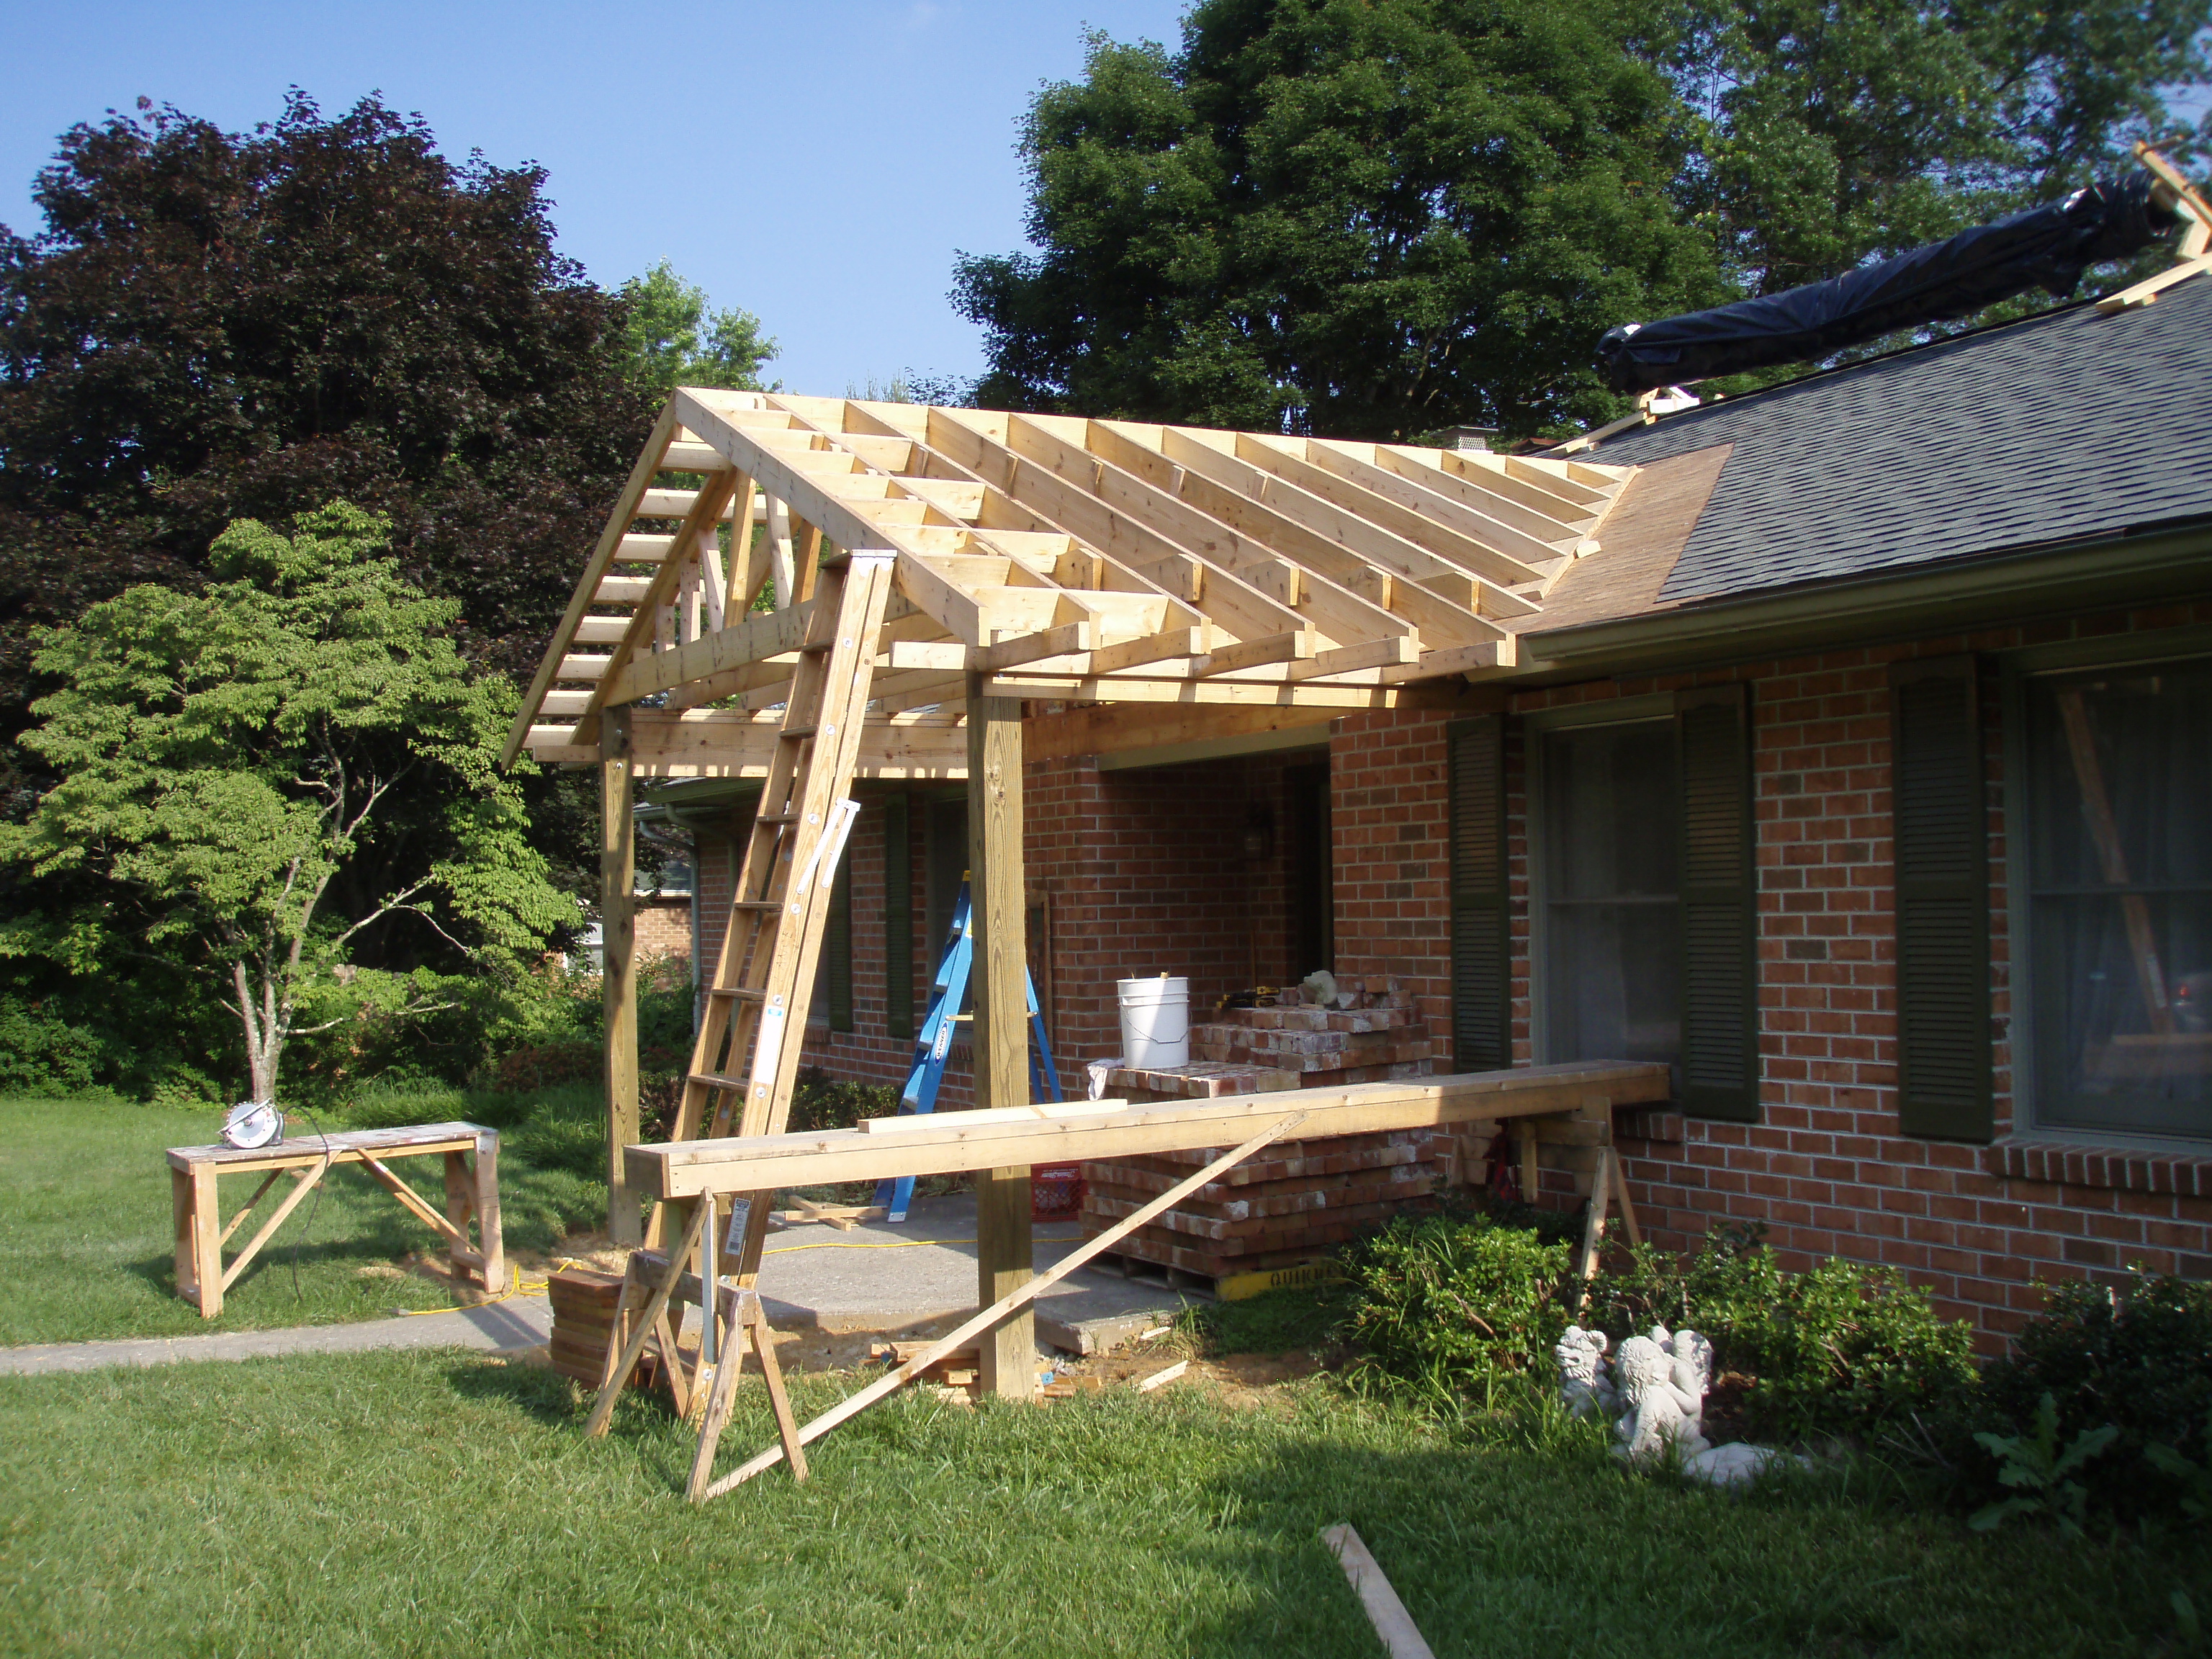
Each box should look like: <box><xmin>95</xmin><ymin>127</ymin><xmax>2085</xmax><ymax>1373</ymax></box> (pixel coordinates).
<box><xmin>858</xmin><ymin>1099</ymin><xmax>1127</xmax><ymax>1133</ymax></box>
<box><xmin>602</xmin><ymin>706</ymin><xmax>640</xmax><ymax>1244</ymax></box>
<box><xmin>503</xmin><ymin>403</ymin><xmax>679</xmax><ymax>766</ymax></box>
<box><xmin>703</xmin><ymin>1112</ymin><xmax>1308</xmax><ymax>1496</ymax></box>
<box><xmin>549</xmin><ymin>709</ymin><xmax>968</xmax><ymax>781</ymax></box>
<box><xmin>1091</xmin><ymin>422</ymin><xmax>1496</xmax><ymax>649</ymax></box>
<box><xmin>603</xmin><ymin>598</ymin><xmax>817</xmax><ymax>706</ymax></box>
<box><xmin>1023</xmin><ymin>701</ymin><xmax>1337</xmax><ymax>765</ymax></box>
<box><xmin>1000</xmin><ymin>413</ymin><xmax>1411</xmax><ymax>653</ymax></box>
<box><xmin>628</xmin><ymin>1064</ymin><xmax>1671</xmax><ymax>1198</ymax></box>
<box><xmin>356</xmin><ymin>1155</ymin><xmax>471</xmax><ymax>1247</ymax></box>
<box><xmin>979</xmin><ymin>674</ymin><xmax>1416</xmax><ymax>710</ymax></box>
<box><xmin>1149</xmin><ymin>424</ymin><xmax>1529</xmax><ymax>623</ymax></box>
<box><xmin>1321</xmin><ymin>1525</ymin><xmax>1437</xmax><ymax>1659</ymax></box>
<box><xmin>1248</xmin><ymin>434</ymin><xmax>1560</xmax><ymax>581</ymax></box>
<box><xmin>968</xmin><ymin>680</ymin><xmax>1033</xmax><ymax>1401</ymax></box>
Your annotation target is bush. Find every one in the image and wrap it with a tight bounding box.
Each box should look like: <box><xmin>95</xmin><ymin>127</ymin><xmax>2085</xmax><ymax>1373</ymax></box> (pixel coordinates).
<box><xmin>1339</xmin><ymin>1210</ymin><xmax>1573</xmax><ymax>1411</ymax></box>
<box><xmin>1966</xmin><ymin>1271</ymin><xmax>2212</xmax><ymax>1521</ymax></box>
<box><xmin>1336</xmin><ymin>1208</ymin><xmax>1978</xmax><ymax>1446</ymax></box>
<box><xmin>788</xmin><ymin>1067</ymin><xmax>898</xmax><ymax>1133</ymax></box>
<box><xmin>0</xmin><ymin>998</ymin><xmax>104</xmax><ymax>1095</ymax></box>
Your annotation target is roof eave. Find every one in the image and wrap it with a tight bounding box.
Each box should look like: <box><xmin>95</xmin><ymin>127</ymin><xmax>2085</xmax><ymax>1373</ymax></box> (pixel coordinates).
<box><xmin>1506</xmin><ymin>516</ymin><xmax>2212</xmax><ymax>680</ymax></box>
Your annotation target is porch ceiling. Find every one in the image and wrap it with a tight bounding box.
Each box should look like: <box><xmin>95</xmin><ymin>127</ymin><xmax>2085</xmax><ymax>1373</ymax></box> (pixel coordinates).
<box><xmin>506</xmin><ymin>391</ymin><xmax>1635</xmax><ymax>771</ymax></box>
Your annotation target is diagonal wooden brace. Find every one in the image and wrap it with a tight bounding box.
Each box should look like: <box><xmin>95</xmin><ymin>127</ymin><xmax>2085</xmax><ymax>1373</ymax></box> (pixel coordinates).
<box><xmin>701</xmin><ymin>1112</ymin><xmax>1308</xmax><ymax>1500</ymax></box>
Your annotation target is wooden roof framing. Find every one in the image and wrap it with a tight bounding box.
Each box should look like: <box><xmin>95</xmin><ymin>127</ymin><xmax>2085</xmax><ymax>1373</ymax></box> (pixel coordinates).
<box><xmin>505</xmin><ymin>391</ymin><xmax>1635</xmax><ymax>773</ymax></box>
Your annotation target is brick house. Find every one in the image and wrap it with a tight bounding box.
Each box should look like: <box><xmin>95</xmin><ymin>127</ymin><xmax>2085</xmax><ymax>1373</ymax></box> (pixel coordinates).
<box><xmin>645</xmin><ymin>277</ymin><xmax>2212</xmax><ymax>1346</ymax></box>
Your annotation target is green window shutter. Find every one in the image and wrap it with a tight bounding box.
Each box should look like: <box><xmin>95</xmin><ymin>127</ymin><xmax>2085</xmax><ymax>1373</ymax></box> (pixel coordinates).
<box><xmin>1448</xmin><ymin>715</ymin><xmax>1510</xmax><ymax>1071</ymax></box>
<box><xmin>1889</xmin><ymin>655</ymin><xmax>1992</xmax><ymax>1141</ymax></box>
<box><xmin>1677</xmin><ymin>684</ymin><xmax>1759</xmax><ymax>1120</ymax></box>
<box><xmin>827</xmin><ymin>838</ymin><xmax>854</xmax><ymax>1034</ymax></box>
<box><xmin>883</xmin><ymin>793</ymin><xmax>914</xmax><ymax>1040</ymax></box>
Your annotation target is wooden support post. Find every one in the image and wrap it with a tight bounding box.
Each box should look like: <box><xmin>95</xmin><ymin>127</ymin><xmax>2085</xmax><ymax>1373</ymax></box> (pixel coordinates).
<box><xmin>190</xmin><ymin>1165</ymin><xmax>222</xmax><ymax>1317</ymax></box>
<box><xmin>172</xmin><ymin>1166</ymin><xmax>198</xmax><ymax>1308</ymax></box>
<box><xmin>474</xmin><ymin>1130</ymin><xmax>507</xmax><ymax>1292</ymax></box>
<box><xmin>601</xmin><ymin>706</ymin><xmax>641</xmax><ymax>1245</ymax></box>
<box><xmin>1515</xmin><ymin>1118</ymin><xmax>1539</xmax><ymax>1208</ymax></box>
<box><xmin>967</xmin><ymin>679</ymin><xmax>1034</xmax><ymax>1402</ymax></box>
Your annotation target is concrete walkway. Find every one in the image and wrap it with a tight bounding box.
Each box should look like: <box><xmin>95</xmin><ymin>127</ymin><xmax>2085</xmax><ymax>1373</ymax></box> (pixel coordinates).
<box><xmin>0</xmin><ymin>1194</ymin><xmax>1185</xmax><ymax>1377</ymax></box>
<box><xmin>0</xmin><ymin>1297</ymin><xmax>554</xmax><ymax>1376</ymax></box>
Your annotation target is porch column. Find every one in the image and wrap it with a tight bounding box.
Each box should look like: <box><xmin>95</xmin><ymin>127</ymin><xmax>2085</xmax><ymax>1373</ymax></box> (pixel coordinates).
<box><xmin>601</xmin><ymin>705</ymin><xmax>641</xmax><ymax>1246</ymax></box>
<box><xmin>966</xmin><ymin>679</ymin><xmax>1034</xmax><ymax>1401</ymax></box>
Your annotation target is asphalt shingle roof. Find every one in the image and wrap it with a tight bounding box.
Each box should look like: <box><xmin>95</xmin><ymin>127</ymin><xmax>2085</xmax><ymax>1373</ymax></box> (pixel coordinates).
<box><xmin>1583</xmin><ymin>271</ymin><xmax>2212</xmax><ymax>605</ymax></box>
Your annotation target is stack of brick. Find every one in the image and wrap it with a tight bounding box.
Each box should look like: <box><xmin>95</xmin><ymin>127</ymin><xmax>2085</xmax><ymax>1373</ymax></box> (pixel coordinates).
<box><xmin>1107</xmin><ymin>976</ymin><xmax>1435</xmax><ymax>1102</ymax></box>
<box><xmin>1087</xmin><ymin>979</ymin><xmax>1441</xmax><ymax>1282</ymax></box>
<box><xmin>1081</xmin><ymin>1128</ymin><xmax>1442</xmax><ymax>1281</ymax></box>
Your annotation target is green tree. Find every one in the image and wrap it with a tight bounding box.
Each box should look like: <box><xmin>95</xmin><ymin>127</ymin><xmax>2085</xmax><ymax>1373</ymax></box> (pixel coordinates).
<box><xmin>616</xmin><ymin>261</ymin><xmax>778</xmax><ymax>393</ymax></box>
<box><xmin>958</xmin><ymin>0</ymin><xmax>2211</xmax><ymax>439</ymax></box>
<box><xmin>958</xmin><ymin>4</ymin><xmax>1722</xmax><ymax>438</ymax></box>
<box><xmin>0</xmin><ymin>91</ymin><xmax>654</xmax><ymax>737</ymax></box>
<box><xmin>1675</xmin><ymin>0</ymin><xmax>2212</xmax><ymax>295</ymax></box>
<box><xmin>0</xmin><ymin>503</ymin><xmax>570</xmax><ymax>1102</ymax></box>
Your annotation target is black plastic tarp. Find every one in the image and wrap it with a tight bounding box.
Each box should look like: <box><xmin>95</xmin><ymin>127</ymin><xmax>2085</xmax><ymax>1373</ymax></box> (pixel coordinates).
<box><xmin>1597</xmin><ymin>175</ymin><xmax>2180</xmax><ymax>394</ymax></box>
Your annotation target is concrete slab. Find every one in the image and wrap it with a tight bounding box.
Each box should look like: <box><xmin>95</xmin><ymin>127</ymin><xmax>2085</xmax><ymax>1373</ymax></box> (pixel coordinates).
<box><xmin>753</xmin><ymin>1191</ymin><xmax>1188</xmax><ymax>1354</ymax></box>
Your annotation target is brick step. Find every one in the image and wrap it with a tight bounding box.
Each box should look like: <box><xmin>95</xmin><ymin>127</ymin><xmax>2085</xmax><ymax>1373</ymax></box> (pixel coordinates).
<box><xmin>1082</xmin><ymin>1197</ymin><xmax>1416</xmax><ymax>1261</ymax></box>
<box><xmin>1085</xmin><ymin>1189</ymin><xmax>1411</xmax><ymax>1243</ymax></box>
<box><xmin>1080</xmin><ymin>1161</ymin><xmax>1437</xmax><ymax>1220</ymax></box>
<box><xmin>1110</xmin><ymin>1128</ymin><xmax>1435</xmax><ymax>1181</ymax></box>
<box><xmin>1190</xmin><ymin>1040</ymin><xmax>1434</xmax><ymax>1071</ymax></box>
<box><xmin>1091</xmin><ymin>1213</ymin><xmax>1426</xmax><ymax>1280</ymax></box>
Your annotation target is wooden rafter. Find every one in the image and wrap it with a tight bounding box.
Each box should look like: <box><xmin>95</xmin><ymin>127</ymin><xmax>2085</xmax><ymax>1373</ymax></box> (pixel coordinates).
<box><xmin>506</xmin><ymin>391</ymin><xmax>1634</xmax><ymax>765</ymax></box>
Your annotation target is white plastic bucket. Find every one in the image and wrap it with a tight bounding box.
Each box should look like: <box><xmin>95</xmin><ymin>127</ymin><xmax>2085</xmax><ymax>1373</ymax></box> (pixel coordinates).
<box><xmin>1118</xmin><ymin>975</ymin><xmax>1190</xmax><ymax>1069</ymax></box>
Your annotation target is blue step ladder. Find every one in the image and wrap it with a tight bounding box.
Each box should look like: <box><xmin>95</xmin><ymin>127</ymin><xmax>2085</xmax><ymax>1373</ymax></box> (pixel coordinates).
<box><xmin>874</xmin><ymin>877</ymin><xmax>1062</xmax><ymax>1222</ymax></box>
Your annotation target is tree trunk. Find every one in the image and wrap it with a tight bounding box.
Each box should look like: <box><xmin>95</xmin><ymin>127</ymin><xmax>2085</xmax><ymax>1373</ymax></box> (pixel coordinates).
<box><xmin>234</xmin><ymin>961</ymin><xmax>283</xmax><ymax>1103</ymax></box>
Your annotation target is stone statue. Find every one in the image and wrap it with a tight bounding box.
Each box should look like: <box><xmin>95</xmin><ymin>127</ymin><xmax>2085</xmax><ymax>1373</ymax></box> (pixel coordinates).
<box><xmin>1668</xmin><ymin>1328</ymin><xmax>1714</xmax><ymax>1444</ymax></box>
<box><xmin>1554</xmin><ymin>1326</ymin><xmax>1614</xmax><ymax>1419</ymax></box>
<box><xmin>1613</xmin><ymin>1334</ymin><xmax>1711</xmax><ymax>1464</ymax></box>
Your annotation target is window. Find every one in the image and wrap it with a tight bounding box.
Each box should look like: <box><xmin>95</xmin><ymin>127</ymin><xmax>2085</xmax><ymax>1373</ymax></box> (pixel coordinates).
<box><xmin>2023</xmin><ymin>657</ymin><xmax>2212</xmax><ymax>1139</ymax></box>
<box><xmin>1536</xmin><ymin>718</ymin><xmax>1683</xmax><ymax>1074</ymax></box>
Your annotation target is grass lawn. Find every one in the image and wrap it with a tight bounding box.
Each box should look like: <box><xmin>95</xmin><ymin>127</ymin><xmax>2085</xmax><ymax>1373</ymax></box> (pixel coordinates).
<box><xmin>0</xmin><ymin>1349</ymin><xmax>2203</xmax><ymax>1658</ymax></box>
<box><xmin>0</xmin><ymin>1094</ymin><xmax>604</xmax><ymax>1345</ymax></box>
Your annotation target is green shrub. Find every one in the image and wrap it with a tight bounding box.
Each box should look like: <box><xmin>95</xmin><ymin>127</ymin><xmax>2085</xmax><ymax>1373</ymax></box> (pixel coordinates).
<box><xmin>0</xmin><ymin>999</ymin><xmax>105</xmax><ymax>1095</ymax></box>
<box><xmin>1730</xmin><ymin>1256</ymin><xmax>1979</xmax><ymax>1441</ymax></box>
<box><xmin>788</xmin><ymin>1067</ymin><xmax>898</xmax><ymax>1133</ymax></box>
<box><xmin>1337</xmin><ymin>1208</ymin><xmax>1977</xmax><ymax>1446</ymax></box>
<box><xmin>1339</xmin><ymin>1211</ymin><xmax>1573</xmax><ymax>1410</ymax></box>
<box><xmin>1967</xmin><ymin>1271</ymin><xmax>2212</xmax><ymax>1520</ymax></box>
<box><xmin>1585</xmin><ymin>1222</ymin><xmax>1977</xmax><ymax>1442</ymax></box>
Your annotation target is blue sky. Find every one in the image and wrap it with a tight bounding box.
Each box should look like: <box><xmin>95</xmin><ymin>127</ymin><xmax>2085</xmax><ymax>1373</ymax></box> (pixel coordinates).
<box><xmin>0</xmin><ymin>1</ymin><xmax>1190</xmax><ymax>394</ymax></box>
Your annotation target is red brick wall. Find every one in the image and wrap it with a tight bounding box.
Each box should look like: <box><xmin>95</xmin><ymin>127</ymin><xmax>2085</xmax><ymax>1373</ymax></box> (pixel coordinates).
<box><xmin>1499</xmin><ymin>600</ymin><xmax>2212</xmax><ymax>1350</ymax></box>
<box><xmin>1328</xmin><ymin>709</ymin><xmax>1460</xmax><ymax>1054</ymax></box>
<box><xmin>632</xmin><ymin>897</ymin><xmax>691</xmax><ymax>963</ymax></box>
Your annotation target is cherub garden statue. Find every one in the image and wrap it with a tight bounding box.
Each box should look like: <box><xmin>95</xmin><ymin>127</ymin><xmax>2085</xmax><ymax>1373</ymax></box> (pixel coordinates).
<box><xmin>1554</xmin><ymin>1326</ymin><xmax>1614</xmax><ymax>1419</ymax></box>
<box><xmin>1613</xmin><ymin>1333</ymin><xmax>1712</xmax><ymax>1464</ymax></box>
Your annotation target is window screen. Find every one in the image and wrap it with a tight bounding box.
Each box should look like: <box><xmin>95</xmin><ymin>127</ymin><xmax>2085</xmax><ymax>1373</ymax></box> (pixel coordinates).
<box><xmin>1540</xmin><ymin>719</ymin><xmax>1683</xmax><ymax>1074</ymax></box>
<box><xmin>2025</xmin><ymin>658</ymin><xmax>2212</xmax><ymax>1138</ymax></box>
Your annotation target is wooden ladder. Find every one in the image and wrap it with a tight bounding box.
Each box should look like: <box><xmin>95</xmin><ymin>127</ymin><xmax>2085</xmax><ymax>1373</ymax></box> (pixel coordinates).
<box><xmin>582</xmin><ymin>547</ymin><xmax>897</xmax><ymax>1476</ymax></box>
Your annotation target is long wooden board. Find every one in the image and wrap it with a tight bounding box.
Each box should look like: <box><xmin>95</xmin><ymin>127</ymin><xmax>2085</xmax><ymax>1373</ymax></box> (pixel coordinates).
<box><xmin>625</xmin><ymin>1063</ymin><xmax>1668</xmax><ymax>1201</ymax></box>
